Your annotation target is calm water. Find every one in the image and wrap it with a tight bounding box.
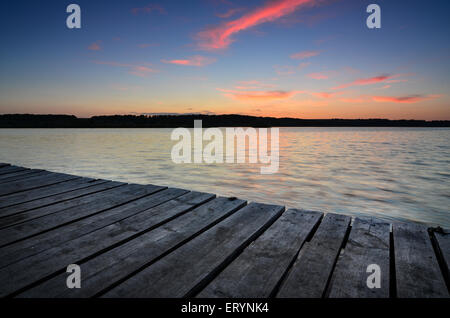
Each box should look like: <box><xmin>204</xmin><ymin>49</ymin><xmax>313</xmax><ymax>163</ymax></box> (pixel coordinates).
<box><xmin>0</xmin><ymin>128</ymin><xmax>449</xmax><ymax>227</ymax></box>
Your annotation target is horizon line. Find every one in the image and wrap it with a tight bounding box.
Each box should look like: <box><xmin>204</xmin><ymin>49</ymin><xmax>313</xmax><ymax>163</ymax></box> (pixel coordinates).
<box><xmin>1</xmin><ymin>113</ymin><xmax>450</xmax><ymax>123</ymax></box>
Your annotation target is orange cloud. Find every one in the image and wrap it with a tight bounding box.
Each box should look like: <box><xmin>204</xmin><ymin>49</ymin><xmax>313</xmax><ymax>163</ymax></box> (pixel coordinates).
<box><xmin>234</xmin><ymin>80</ymin><xmax>276</xmax><ymax>89</ymax></box>
<box><xmin>332</xmin><ymin>74</ymin><xmax>401</xmax><ymax>90</ymax></box>
<box><xmin>88</xmin><ymin>41</ymin><xmax>101</xmax><ymax>51</ymax></box>
<box><xmin>290</xmin><ymin>50</ymin><xmax>320</xmax><ymax>59</ymax></box>
<box><xmin>218</xmin><ymin>88</ymin><xmax>303</xmax><ymax>101</ymax></box>
<box><xmin>372</xmin><ymin>95</ymin><xmax>440</xmax><ymax>104</ymax></box>
<box><xmin>161</xmin><ymin>55</ymin><xmax>216</xmax><ymax>66</ymax></box>
<box><xmin>196</xmin><ymin>0</ymin><xmax>316</xmax><ymax>50</ymax></box>
<box><xmin>307</xmin><ymin>72</ymin><xmax>329</xmax><ymax>80</ymax></box>
<box><xmin>339</xmin><ymin>98</ymin><xmax>365</xmax><ymax>103</ymax></box>
<box><xmin>93</xmin><ymin>61</ymin><xmax>158</xmax><ymax>77</ymax></box>
<box><xmin>310</xmin><ymin>92</ymin><xmax>339</xmax><ymax>98</ymax></box>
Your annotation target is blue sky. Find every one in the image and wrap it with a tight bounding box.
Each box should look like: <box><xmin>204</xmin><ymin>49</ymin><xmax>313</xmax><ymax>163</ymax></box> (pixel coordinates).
<box><xmin>1</xmin><ymin>0</ymin><xmax>449</xmax><ymax>119</ymax></box>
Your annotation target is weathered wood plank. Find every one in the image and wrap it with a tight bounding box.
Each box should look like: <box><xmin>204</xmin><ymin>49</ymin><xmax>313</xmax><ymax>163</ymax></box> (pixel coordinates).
<box><xmin>0</xmin><ymin>169</ymin><xmax>47</xmax><ymax>183</ymax></box>
<box><xmin>0</xmin><ymin>183</ymin><xmax>164</xmax><ymax>247</ymax></box>
<box><xmin>0</xmin><ymin>180</ymin><xmax>121</xmax><ymax>227</ymax></box>
<box><xmin>433</xmin><ymin>228</ymin><xmax>450</xmax><ymax>285</ymax></box>
<box><xmin>0</xmin><ymin>178</ymin><xmax>102</xmax><ymax>210</ymax></box>
<box><xmin>0</xmin><ymin>171</ymin><xmax>53</xmax><ymax>184</ymax></box>
<box><xmin>0</xmin><ymin>190</ymin><xmax>213</xmax><ymax>296</ymax></box>
<box><xmin>0</xmin><ymin>172</ymin><xmax>80</xmax><ymax>196</ymax></box>
<box><xmin>103</xmin><ymin>202</ymin><xmax>284</xmax><ymax>298</ymax></box>
<box><xmin>276</xmin><ymin>213</ymin><xmax>351</xmax><ymax>298</ymax></box>
<box><xmin>394</xmin><ymin>222</ymin><xmax>448</xmax><ymax>298</ymax></box>
<box><xmin>0</xmin><ymin>163</ymin><xmax>447</xmax><ymax>299</ymax></box>
<box><xmin>0</xmin><ymin>177</ymin><xmax>99</xmax><ymax>208</ymax></box>
<box><xmin>0</xmin><ymin>169</ymin><xmax>46</xmax><ymax>183</ymax></box>
<box><xmin>20</xmin><ymin>196</ymin><xmax>245</xmax><ymax>297</ymax></box>
<box><xmin>0</xmin><ymin>188</ymin><xmax>193</xmax><ymax>269</ymax></box>
<box><xmin>198</xmin><ymin>209</ymin><xmax>322</xmax><ymax>298</ymax></box>
<box><xmin>0</xmin><ymin>166</ymin><xmax>28</xmax><ymax>176</ymax></box>
<box><xmin>0</xmin><ymin>180</ymin><xmax>123</xmax><ymax>223</ymax></box>
<box><xmin>327</xmin><ymin>217</ymin><xmax>390</xmax><ymax>298</ymax></box>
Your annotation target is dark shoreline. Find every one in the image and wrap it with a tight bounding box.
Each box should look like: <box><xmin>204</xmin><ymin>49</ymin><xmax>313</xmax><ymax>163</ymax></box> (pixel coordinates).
<box><xmin>1</xmin><ymin>114</ymin><xmax>449</xmax><ymax>128</ymax></box>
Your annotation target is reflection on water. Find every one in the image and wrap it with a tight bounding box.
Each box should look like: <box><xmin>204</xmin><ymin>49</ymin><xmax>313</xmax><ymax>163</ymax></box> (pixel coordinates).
<box><xmin>0</xmin><ymin>127</ymin><xmax>449</xmax><ymax>227</ymax></box>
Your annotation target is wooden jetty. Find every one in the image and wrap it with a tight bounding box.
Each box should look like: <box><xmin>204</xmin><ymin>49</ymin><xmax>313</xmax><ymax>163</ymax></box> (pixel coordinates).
<box><xmin>0</xmin><ymin>163</ymin><xmax>448</xmax><ymax>298</ymax></box>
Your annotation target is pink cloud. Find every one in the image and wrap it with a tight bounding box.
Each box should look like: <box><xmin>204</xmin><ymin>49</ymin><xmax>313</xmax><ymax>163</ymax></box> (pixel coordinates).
<box><xmin>235</xmin><ymin>80</ymin><xmax>276</xmax><ymax>90</ymax></box>
<box><xmin>93</xmin><ymin>61</ymin><xmax>158</xmax><ymax>77</ymax></box>
<box><xmin>339</xmin><ymin>98</ymin><xmax>365</xmax><ymax>103</ymax></box>
<box><xmin>372</xmin><ymin>95</ymin><xmax>440</xmax><ymax>104</ymax></box>
<box><xmin>307</xmin><ymin>72</ymin><xmax>329</xmax><ymax>80</ymax></box>
<box><xmin>315</xmin><ymin>35</ymin><xmax>337</xmax><ymax>45</ymax></box>
<box><xmin>129</xmin><ymin>65</ymin><xmax>158</xmax><ymax>77</ymax></box>
<box><xmin>131</xmin><ymin>4</ymin><xmax>166</xmax><ymax>15</ymax></box>
<box><xmin>298</xmin><ymin>62</ymin><xmax>310</xmax><ymax>70</ymax></box>
<box><xmin>332</xmin><ymin>74</ymin><xmax>401</xmax><ymax>90</ymax></box>
<box><xmin>290</xmin><ymin>50</ymin><xmax>320</xmax><ymax>59</ymax></box>
<box><xmin>310</xmin><ymin>92</ymin><xmax>339</xmax><ymax>98</ymax></box>
<box><xmin>274</xmin><ymin>65</ymin><xmax>296</xmax><ymax>76</ymax></box>
<box><xmin>88</xmin><ymin>41</ymin><xmax>101</xmax><ymax>51</ymax></box>
<box><xmin>161</xmin><ymin>55</ymin><xmax>216</xmax><ymax>67</ymax></box>
<box><xmin>196</xmin><ymin>0</ymin><xmax>317</xmax><ymax>50</ymax></box>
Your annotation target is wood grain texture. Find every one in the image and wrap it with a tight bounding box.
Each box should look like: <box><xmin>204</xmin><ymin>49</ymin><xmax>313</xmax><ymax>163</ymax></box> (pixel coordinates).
<box><xmin>103</xmin><ymin>202</ymin><xmax>284</xmax><ymax>298</ymax></box>
<box><xmin>0</xmin><ymin>190</ymin><xmax>213</xmax><ymax>296</ymax></box>
<box><xmin>0</xmin><ymin>180</ymin><xmax>118</xmax><ymax>222</ymax></box>
<box><xmin>0</xmin><ymin>177</ymin><xmax>100</xmax><ymax>209</ymax></box>
<box><xmin>20</xmin><ymin>196</ymin><xmax>245</xmax><ymax>297</ymax></box>
<box><xmin>0</xmin><ymin>166</ymin><xmax>27</xmax><ymax>176</ymax></box>
<box><xmin>433</xmin><ymin>228</ymin><xmax>449</xmax><ymax>285</ymax></box>
<box><xmin>0</xmin><ymin>188</ymin><xmax>191</xmax><ymax>269</ymax></box>
<box><xmin>0</xmin><ymin>169</ymin><xmax>46</xmax><ymax>183</ymax></box>
<box><xmin>0</xmin><ymin>164</ymin><xmax>448</xmax><ymax>299</ymax></box>
<box><xmin>394</xmin><ymin>222</ymin><xmax>448</xmax><ymax>298</ymax></box>
<box><xmin>327</xmin><ymin>217</ymin><xmax>390</xmax><ymax>298</ymax></box>
<box><xmin>277</xmin><ymin>213</ymin><xmax>351</xmax><ymax>298</ymax></box>
<box><xmin>198</xmin><ymin>209</ymin><xmax>322</xmax><ymax>298</ymax></box>
<box><xmin>0</xmin><ymin>183</ymin><xmax>163</xmax><ymax>247</ymax></box>
<box><xmin>0</xmin><ymin>172</ymin><xmax>80</xmax><ymax>196</ymax></box>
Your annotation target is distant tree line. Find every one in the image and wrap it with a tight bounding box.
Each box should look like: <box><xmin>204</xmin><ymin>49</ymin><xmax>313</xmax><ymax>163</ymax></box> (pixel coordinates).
<box><xmin>0</xmin><ymin>114</ymin><xmax>449</xmax><ymax>128</ymax></box>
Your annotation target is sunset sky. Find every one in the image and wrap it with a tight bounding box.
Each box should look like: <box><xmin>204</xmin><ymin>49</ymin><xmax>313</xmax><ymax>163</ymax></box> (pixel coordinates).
<box><xmin>1</xmin><ymin>0</ymin><xmax>449</xmax><ymax>119</ymax></box>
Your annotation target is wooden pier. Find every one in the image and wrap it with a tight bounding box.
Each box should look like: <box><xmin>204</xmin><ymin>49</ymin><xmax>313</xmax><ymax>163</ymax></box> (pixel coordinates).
<box><xmin>0</xmin><ymin>163</ymin><xmax>448</xmax><ymax>298</ymax></box>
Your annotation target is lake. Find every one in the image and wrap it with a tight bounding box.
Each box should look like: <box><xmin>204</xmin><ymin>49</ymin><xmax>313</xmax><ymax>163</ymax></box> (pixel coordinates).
<box><xmin>0</xmin><ymin>127</ymin><xmax>449</xmax><ymax>227</ymax></box>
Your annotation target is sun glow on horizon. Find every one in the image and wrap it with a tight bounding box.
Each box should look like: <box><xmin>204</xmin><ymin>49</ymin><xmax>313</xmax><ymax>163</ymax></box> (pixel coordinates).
<box><xmin>0</xmin><ymin>0</ymin><xmax>449</xmax><ymax>120</ymax></box>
